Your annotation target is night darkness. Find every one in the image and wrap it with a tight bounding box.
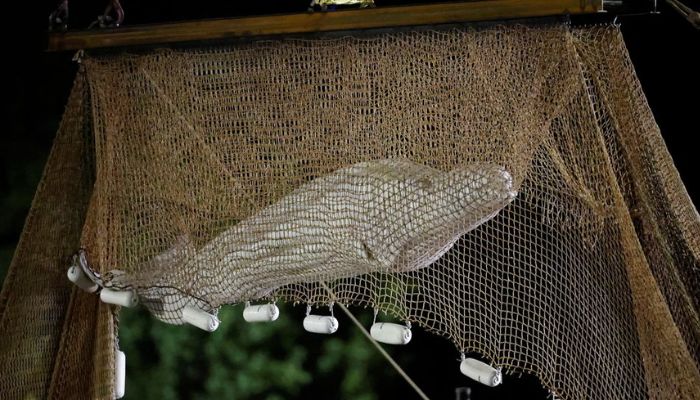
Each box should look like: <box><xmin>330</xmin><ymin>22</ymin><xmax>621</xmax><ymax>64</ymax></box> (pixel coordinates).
<box><xmin>1</xmin><ymin>1</ymin><xmax>698</xmax><ymax>399</ymax></box>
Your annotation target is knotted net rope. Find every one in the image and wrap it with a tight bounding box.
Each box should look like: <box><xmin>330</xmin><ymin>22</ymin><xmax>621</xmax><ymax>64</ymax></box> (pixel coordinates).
<box><xmin>1</xmin><ymin>23</ymin><xmax>698</xmax><ymax>399</ymax></box>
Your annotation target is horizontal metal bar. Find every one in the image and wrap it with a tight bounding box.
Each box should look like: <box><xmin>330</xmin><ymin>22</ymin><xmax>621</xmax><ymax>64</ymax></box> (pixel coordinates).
<box><xmin>47</xmin><ymin>0</ymin><xmax>603</xmax><ymax>52</ymax></box>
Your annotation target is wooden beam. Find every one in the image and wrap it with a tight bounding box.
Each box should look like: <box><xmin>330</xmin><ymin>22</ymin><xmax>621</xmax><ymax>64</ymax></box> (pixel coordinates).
<box><xmin>47</xmin><ymin>0</ymin><xmax>603</xmax><ymax>52</ymax></box>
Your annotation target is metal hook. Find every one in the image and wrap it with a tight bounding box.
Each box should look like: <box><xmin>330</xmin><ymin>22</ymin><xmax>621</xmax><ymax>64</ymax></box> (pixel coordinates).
<box><xmin>72</xmin><ymin>49</ymin><xmax>84</xmax><ymax>64</ymax></box>
<box><xmin>89</xmin><ymin>0</ymin><xmax>125</xmax><ymax>29</ymax></box>
<box><xmin>48</xmin><ymin>0</ymin><xmax>69</xmax><ymax>31</ymax></box>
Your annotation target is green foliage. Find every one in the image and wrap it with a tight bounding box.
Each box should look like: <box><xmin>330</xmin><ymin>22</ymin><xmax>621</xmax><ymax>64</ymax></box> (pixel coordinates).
<box><xmin>0</xmin><ymin>131</ymin><xmax>410</xmax><ymax>400</ymax></box>
<box><xmin>0</xmin><ymin>155</ymin><xmax>46</xmax><ymax>284</ymax></box>
<box><xmin>118</xmin><ymin>303</ymin><xmax>394</xmax><ymax>399</ymax></box>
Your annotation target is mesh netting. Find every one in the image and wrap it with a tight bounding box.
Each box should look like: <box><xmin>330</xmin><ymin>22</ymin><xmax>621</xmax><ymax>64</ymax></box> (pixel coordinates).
<box><xmin>1</xmin><ymin>23</ymin><xmax>698</xmax><ymax>399</ymax></box>
<box><xmin>0</xmin><ymin>77</ymin><xmax>116</xmax><ymax>398</ymax></box>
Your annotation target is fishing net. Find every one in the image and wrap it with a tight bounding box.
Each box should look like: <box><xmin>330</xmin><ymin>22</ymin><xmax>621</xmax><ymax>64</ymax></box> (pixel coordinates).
<box><xmin>1</xmin><ymin>22</ymin><xmax>698</xmax><ymax>399</ymax></box>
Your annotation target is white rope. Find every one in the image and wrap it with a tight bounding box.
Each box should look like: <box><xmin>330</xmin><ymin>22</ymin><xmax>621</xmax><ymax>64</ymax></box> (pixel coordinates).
<box><xmin>318</xmin><ymin>282</ymin><xmax>431</xmax><ymax>400</ymax></box>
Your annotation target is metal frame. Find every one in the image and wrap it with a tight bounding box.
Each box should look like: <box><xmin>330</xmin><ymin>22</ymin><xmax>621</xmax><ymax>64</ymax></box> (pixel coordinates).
<box><xmin>47</xmin><ymin>0</ymin><xmax>604</xmax><ymax>52</ymax></box>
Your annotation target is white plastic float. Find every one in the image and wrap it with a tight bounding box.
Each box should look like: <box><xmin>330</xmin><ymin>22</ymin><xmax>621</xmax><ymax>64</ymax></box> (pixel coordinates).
<box><xmin>99</xmin><ymin>288</ymin><xmax>138</xmax><ymax>308</ymax></box>
<box><xmin>115</xmin><ymin>350</ymin><xmax>126</xmax><ymax>399</ymax></box>
<box><xmin>370</xmin><ymin>322</ymin><xmax>412</xmax><ymax>345</ymax></box>
<box><xmin>66</xmin><ymin>264</ymin><xmax>98</xmax><ymax>293</ymax></box>
<box><xmin>243</xmin><ymin>303</ymin><xmax>279</xmax><ymax>322</ymax></box>
<box><xmin>303</xmin><ymin>315</ymin><xmax>339</xmax><ymax>334</ymax></box>
<box><xmin>182</xmin><ymin>305</ymin><xmax>220</xmax><ymax>332</ymax></box>
<box><xmin>459</xmin><ymin>357</ymin><xmax>502</xmax><ymax>387</ymax></box>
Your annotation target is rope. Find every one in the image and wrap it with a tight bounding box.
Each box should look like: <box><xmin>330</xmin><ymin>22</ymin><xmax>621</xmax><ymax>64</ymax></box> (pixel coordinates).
<box><xmin>318</xmin><ymin>282</ymin><xmax>431</xmax><ymax>400</ymax></box>
<box><xmin>666</xmin><ymin>0</ymin><xmax>692</xmax><ymax>15</ymax></box>
<box><xmin>665</xmin><ymin>0</ymin><xmax>700</xmax><ymax>28</ymax></box>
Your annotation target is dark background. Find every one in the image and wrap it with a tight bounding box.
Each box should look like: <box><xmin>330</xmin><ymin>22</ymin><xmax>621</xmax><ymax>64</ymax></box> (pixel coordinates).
<box><xmin>1</xmin><ymin>1</ymin><xmax>698</xmax><ymax>399</ymax></box>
